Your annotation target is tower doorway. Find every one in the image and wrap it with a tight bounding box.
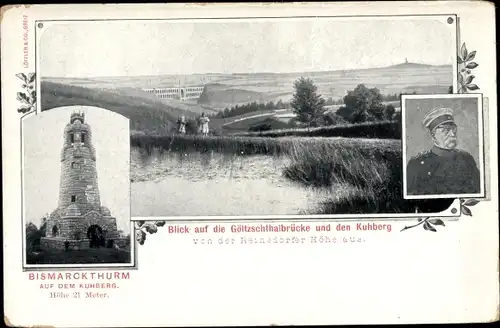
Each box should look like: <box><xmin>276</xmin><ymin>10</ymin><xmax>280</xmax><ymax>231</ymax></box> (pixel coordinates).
<box><xmin>87</xmin><ymin>224</ymin><xmax>105</xmax><ymax>248</ymax></box>
<box><xmin>51</xmin><ymin>225</ymin><xmax>59</xmax><ymax>237</ymax></box>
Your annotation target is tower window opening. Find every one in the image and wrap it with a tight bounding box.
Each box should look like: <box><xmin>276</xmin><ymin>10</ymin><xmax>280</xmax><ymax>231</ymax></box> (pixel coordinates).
<box><xmin>71</xmin><ymin>195</ymin><xmax>76</xmax><ymax>202</ymax></box>
<box><xmin>71</xmin><ymin>162</ymin><xmax>80</xmax><ymax>169</ymax></box>
<box><xmin>81</xmin><ymin>134</ymin><xmax>85</xmax><ymax>143</ymax></box>
<box><xmin>70</xmin><ymin>133</ymin><xmax>74</xmax><ymax>143</ymax></box>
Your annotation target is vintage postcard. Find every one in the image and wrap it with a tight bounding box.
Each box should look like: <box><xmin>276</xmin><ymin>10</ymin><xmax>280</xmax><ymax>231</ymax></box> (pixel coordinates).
<box><xmin>2</xmin><ymin>2</ymin><xmax>498</xmax><ymax>327</ymax></box>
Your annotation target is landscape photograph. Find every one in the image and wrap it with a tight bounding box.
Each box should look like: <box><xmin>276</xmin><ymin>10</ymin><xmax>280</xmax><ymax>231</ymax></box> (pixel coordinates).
<box><xmin>38</xmin><ymin>16</ymin><xmax>458</xmax><ymax>217</ymax></box>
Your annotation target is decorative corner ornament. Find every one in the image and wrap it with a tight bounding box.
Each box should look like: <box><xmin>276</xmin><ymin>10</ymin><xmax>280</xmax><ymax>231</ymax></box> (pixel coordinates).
<box><xmin>400</xmin><ymin>217</ymin><xmax>445</xmax><ymax>232</ymax></box>
<box><xmin>135</xmin><ymin>220</ymin><xmax>166</xmax><ymax>245</ymax></box>
<box><xmin>459</xmin><ymin>198</ymin><xmax>480</xmax><ymax>216</ymax></box>
<box><xmin>400</xmin><ymin>199</ymin><xmax>481</xmax><ymax>233</ymax></box>
<box><xmin>16</xmin><ymin>72</ymin><xmax>37</xmax><ymax>114</ymax></box>
<box><xmin>458</xmin><ymin>43</ymin><xmax>480</xmax><ymax>93</ymax></box>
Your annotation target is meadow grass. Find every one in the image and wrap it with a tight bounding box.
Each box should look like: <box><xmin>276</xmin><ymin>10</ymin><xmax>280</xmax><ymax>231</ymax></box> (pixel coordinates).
<box><xmin>278</xmin><ymin>139</ymin><xmax>453</xmax><ymax>214</ymax></box>
<box><xmin>232</xmin><ymin>120</ymin><xmax>401</xmax><ymax>139</ymax></box>
<box><xmin>133</xmin><ymin>133</ymin><xmax>291</xmax><ymax>156</ymax></box>
<box><xmin>279</xmin><ymin>138</ymin><xmax>410</xmax><ymax>213</ymax></box>
<box><xmin>282</xmin><ymin>140</ymin><xmax>399</xmax><ymax>188</ymax></box>
<box><xmin>130</xmin><ymin>133</ymin><xmax>400</xmax><ymax>158</ymax></box>
<box><xmin>26</xmin><ymin>247</ymin><xmax>131</xmax><ymax>264</ymax></box>
<box><xmin>131</xmin><ymin>133</ymin><xmax>453</xmax><ymax>214</ymax></box>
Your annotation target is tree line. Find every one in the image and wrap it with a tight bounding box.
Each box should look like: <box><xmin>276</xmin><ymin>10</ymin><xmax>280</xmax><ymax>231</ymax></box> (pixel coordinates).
<box><xmin>290</xmin><ymin>78</ymin><xmax>396</xmax><ymax>127</ymax></box>
<box><xmin>214</xmin><ymin>96</ymin><xmax>351</xmax><ymax>120</ymax></box>
<box><xmin>214</xmin><ymin>82</ymin><xmax>431</xmax><ymax>124</ymax></box>
<box><xmin>289</xmin><ymin>78</ymin><xmax>452</xmax><ymax>127</ymax></box>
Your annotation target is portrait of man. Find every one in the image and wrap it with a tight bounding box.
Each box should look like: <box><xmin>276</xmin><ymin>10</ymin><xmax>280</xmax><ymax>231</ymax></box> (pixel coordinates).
<box><xmin>403</xmin><ymin>95</ymin><xmax>484</xmax><ymax>198</ymax></box>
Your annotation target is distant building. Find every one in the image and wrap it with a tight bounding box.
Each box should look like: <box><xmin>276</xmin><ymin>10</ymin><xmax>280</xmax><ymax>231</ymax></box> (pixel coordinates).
<box><xmin>143</xmin><ymin>86</ymin><xmax>205</xmax><ymax>101</ymax></box>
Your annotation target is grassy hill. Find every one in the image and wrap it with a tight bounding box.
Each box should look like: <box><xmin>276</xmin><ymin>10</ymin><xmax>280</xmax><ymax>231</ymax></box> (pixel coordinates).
<box><xmin>42</xmin><ymin>62</ymin><xmax>452</xmax><ymax>112</ymax></box>
<box><xmin>224</xmin><ymin>116</ymin><xmax>290</xmax><ymax>132</ymax></box>
<box><xmin>112</xmin><ymin>87</ymin><xmax>218</xmax><ymax>115</ymax></box>
<box><xmin>41</xmin><ymin>81</ymin><xmax>199</xmax><ymax>134</ymax></box>
<box><xmin>383</xmin><ymin>62</ymin><xmax>437</xmax><ymax>69</ymax></box>
<box><xmin>197</xmin><ymin>83</ymin><xmax>267</xmax><ymax>106</ymax></box>
<box><xmin>194</xmin><ymin>63</ymin><xmax>452</xmax><ymax>107</ymax></box>
<box><xmin>207</xmin><ymin>109</ymin><xmax>286</xmax><ymax>133</ymax></box>
<box><xmin>210</xmin><ymin>99</ymin><xmax>401</xmax><ymax>134</ymax></box>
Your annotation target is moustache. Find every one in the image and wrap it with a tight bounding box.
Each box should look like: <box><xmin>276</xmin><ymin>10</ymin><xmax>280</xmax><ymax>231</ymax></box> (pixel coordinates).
<box><xmin>445</xmin><ymin>137</ymin><xmax>457</xmax><ymax>146</ymax></box>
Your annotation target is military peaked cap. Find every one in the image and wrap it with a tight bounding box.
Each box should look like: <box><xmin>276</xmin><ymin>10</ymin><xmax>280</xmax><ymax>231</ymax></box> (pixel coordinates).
<box><xmin>422</xmin><ymin>107</ymin><xmax>455</xmax><ymax>131</ymax></box>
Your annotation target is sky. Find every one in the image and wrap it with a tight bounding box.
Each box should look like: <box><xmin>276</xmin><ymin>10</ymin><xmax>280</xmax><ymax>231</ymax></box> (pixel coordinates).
<box><xmin>22</xmin><ymin>107</ymin><xmax>131</xmax><ymax>233</ymax></box>
<box><xmin>39</xmin><ymin>17</ymin><xmax>455</xmax><ymax>78</ymax></box>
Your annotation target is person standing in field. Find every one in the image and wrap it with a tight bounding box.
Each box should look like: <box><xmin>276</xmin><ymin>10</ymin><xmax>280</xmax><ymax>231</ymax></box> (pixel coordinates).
<box><xmin>199</xmin><ymin>112</ymin><xmax>210</xmax><ymax>136</ymax></box>
<box><xmin>177</xmin><ymin>116</ymin><xmax>186</xmax><ymax>134</ymax></box>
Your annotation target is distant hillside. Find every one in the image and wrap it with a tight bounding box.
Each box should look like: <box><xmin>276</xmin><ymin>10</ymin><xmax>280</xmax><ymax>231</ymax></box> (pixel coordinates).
<box><xmin>207</xmin><ymin>110</ymin><xmax>276</xmax><ymax>134</ymax></box>
<box><xmin>384</xmin><ymin>62</ymin><xmax>436</xmax><ymax>69</ymax></box>
<box><xmin>197</xmin><ymin>83</ymin><xmax>266</xmax><ymax>105</ymax></box>
<box><xmin>115</xmin><ymin>87</ymin><xmax>218</xmax><ymax>115</ymax></box>
<box><xmin>41</xmin><ymin>81</ymin><xmax>196</xmax><ymax>135</ymax></box>
<box><xmin>42</xmin><ymin>62</ymin><xmax>452</xmax><ymax>114</ymax></box>
<box><xmin>223</xmin><ymin>116</ymin><xmax>290</xmax><ymax>132</ymax></box>
<box><xmin>194</xmin><ymin>63</ymin><xmax>452</xmax><ymax>108</ymax></box>
<box><xmin>400</xmin><ymin>85</ymin><xmax>451</xmax><ymax>94</ymax></box>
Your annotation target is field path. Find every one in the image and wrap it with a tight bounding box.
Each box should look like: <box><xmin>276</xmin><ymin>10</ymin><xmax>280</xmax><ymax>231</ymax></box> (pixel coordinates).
<box><xmin>222</xmin><ymin>112</ymin><xmax>277</xmax><ymax>126</ymax></box>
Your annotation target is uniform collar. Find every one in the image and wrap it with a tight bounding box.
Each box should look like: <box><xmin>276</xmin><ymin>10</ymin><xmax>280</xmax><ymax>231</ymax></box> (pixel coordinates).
<box><xmin>431</xmin><ymin>145</ymin><xmax>457</xmax><ymax>157</ymax></box>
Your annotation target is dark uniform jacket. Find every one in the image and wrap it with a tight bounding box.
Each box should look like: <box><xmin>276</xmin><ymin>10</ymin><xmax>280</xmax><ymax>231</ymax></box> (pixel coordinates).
<box><xmin>406</xmin><ymin>145</ymin><xmax>481</xmax><ymax>196</ymax></box>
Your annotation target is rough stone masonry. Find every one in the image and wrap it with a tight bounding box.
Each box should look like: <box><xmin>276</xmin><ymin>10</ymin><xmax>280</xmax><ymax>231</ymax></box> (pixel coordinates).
<box><xmin>40</xmin><ymin>111</ymin><xmax>122</xmax><ymax>250</ymax></box>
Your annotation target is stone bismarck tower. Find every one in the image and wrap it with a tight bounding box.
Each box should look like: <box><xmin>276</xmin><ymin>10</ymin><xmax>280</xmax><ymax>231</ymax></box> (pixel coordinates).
<box><xmin>41</xmin><ymin>112</ymin><xmax>119</xmax><ymax>249</ymax></box>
